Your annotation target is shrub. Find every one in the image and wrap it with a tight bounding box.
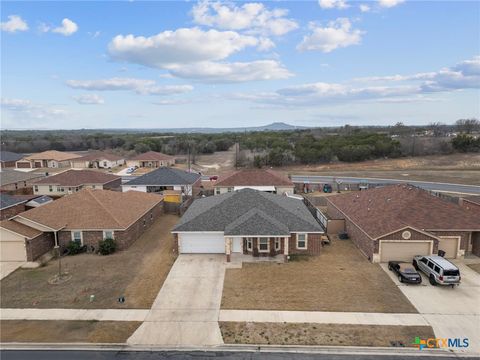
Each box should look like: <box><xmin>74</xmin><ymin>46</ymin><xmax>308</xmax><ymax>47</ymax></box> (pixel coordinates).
<box><xmin>98</xmin><ymin>238</ymin><xmax>116</xmax><ymax>255</ymax></box>
<box><xmin>66</xmin><ymin>241</ymin><xmax>85</xmax><ymax>255</ymax></box>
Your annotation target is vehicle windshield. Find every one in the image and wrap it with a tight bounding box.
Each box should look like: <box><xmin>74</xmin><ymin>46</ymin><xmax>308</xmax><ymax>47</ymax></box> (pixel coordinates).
<box><xmin>443</xmin><ymin>270</ymin><xmax>460</xmax><ymax>276</ymax></box>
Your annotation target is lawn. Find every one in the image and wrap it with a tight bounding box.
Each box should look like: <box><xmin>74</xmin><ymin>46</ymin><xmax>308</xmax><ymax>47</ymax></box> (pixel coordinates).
<box><xmin>222</xmin><ymin>239</ymin><xmax>417</xmax><ymax>313</ymax></box>
<box><xmin>0</xmin><ymin>214</ymin><xmax>179</xmax><ymax>309</ymax></box>
<box><xmin>1</xmin><ymin>320</ymin><xmax>140</xmax><ymax>343</ymax></box>
<box><xmin>220</xmin><ymin>322</ymin><xmax>435</xmax><ymax>347</ymax></box>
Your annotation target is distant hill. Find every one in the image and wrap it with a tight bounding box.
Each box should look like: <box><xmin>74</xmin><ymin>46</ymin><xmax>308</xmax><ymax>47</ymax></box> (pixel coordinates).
<box><xmin>135</xmin><ymin>122</ymin><xmax>308</xmax><ymax>134</ymax></box>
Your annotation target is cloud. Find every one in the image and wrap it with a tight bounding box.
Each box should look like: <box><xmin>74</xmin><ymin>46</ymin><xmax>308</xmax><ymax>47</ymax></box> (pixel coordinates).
<box><xmin>359</xmin><ymin>4</ymin><xmax>371</xmax><ymax>12</ymax></box>
<box><xmin>52</xmin><ymin>18</ymin><xmax>78</xmax><ymax>36</ymax></box>
<box><xmin>318</xmin><ymin>0</ymin><xmax>349</xmax><ymax>10</ymax></box>
<box><xmin>66</xmin><ymin>77</ymin><xmax>194</xmax><ymax>95</ymax></box>
<box><xmin>191</xmin><ymin>1</ymin><xmax>298</xmax><ymax>36</ymax></box>
<box><xmin>73</xmin><ymin>94</ymin><xmax>105</xmax><ymax>105</ymax></box>
<box><xmin>168</xmin><ymin>60</ymin><xmax>292</xmax><ymax>83</ymax></box>
<box><xmin>378</xmin><ymin>0</ymin><xmax>405</xmax><ymax>8</ymax></box>
<box><xmin>1</xmin><ymin>98</ymin><xmax>67</xmax><ymax>119</ymax></box>
<box><xmin>152</xmin><ymin>99</ymin><xmax>190</xmax><ymax>106</ymax></box>
<box><xmin>1</xmin><ymin>15</ymin><xmax>29</xmax><ymax>33</ymax></box>
<box><xmin>297</xmin><ymin>18</ymin><xmax>364</xmax><ymax>53</ymax></box>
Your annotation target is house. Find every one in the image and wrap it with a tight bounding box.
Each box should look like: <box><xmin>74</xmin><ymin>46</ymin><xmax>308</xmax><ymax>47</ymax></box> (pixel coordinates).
<box><xmin>0</xmin><ymin>169</ymin><xmax>45</xmax><ymax>192</ymax></box>
<box><xmin>71</xmin><ymin>151</ymin><xmax>125</xmax><ymax>169</ymax></box>
<box><xmin>126</xmin><ymin>151</ymin><xmax>175</xmax><ymax>168</ymax></box>
<box><xmin>326</xmin><ymin>184</ymin><xmax>480</xmax><ymax>262</ymax></box>
<box><xmin>0</xmin><ymin>151</ymin><xmax>24</xmax><ymax>168</ymax></box>
<box><xmin>172</xmin><ymin>188</ymin><xmax>324</xmax><ymax>262</ymax></box>
<box><xmin>32</xmin><ymin>170</ymin><xmax>121</xmax><ymax>196</ymax></box>
<box><xmin>0</xmin><ymin>189</ymin><xmax>164</xmax><ymax>262</ymax></box>
<box><xmin>16</xmin><ymin>150</ymin><xmax>81</xmax><ymax>169</ymax></box>
<box><xmin>122</xmin><ymin>167</ymin><xmax>201</xmax><ymax>196</ymax></box>
<box><xmin>214</xmin><ymin>169</ymin><xmax>294</xmax><ymax>195</ymax></box>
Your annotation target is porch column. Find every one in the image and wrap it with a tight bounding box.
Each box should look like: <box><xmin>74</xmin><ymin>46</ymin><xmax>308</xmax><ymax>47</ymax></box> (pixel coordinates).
<box><xmin>225</xmin><ymin>237</ymin><xmax>231</xmax><ymax>262</ymax></box>
<box><xmin>284</xmin><ymin>236</ymin><xmax>289</xmax><ymax>262</ymax></box>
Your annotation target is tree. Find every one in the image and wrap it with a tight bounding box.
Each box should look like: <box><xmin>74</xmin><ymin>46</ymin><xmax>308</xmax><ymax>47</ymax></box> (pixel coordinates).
<box><xmin>427</xmin><ymin>122</ymin><xmax>445</xmax><ymax>137</ymax></box>
<box><xmin>456</xmin><ymin>118</ymin><xmax>480</xmax><ymax>134</ymax></box>
<box><xmin>451</xmin><ymin>134</ymin><xmax>480</xmax><ymax>152</ymax></box>
<box><xmin>134</xmin><ymin>143</ymin><xmax>151</xmax><ymax>154</ymax></box>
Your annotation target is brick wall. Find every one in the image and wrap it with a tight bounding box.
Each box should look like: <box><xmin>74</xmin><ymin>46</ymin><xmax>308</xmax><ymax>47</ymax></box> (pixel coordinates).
<box><xmin>0</xmin><ymin>203</ymin><xmax>26</xmax><ymax>220</ymax></box>
<box><xmin>241</xmin><ymin>233</ymin><xmax>323</xmax><ymax>256</ymax></box>
<box><xmin>25</xmin><ymin>232</ymin><xmax>55</xmax><ymax>261</ymax></box>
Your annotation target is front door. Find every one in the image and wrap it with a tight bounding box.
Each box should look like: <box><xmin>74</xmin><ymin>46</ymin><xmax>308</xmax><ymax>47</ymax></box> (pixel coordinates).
<box><xmin>232</xmin><ymin>238</ymin><xmax>242</xmax><ymax>253</ymax></box>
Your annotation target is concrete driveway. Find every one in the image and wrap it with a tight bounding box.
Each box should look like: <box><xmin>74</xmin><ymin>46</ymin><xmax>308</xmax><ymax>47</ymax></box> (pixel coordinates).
<box><xmin>0</xmin><ymin>261</ymin><xmax>24</xmax><ymax>280</ymax></box>
<box><xmin>382</xmin><ymin>261</ymin><xmax>480</xmax><ymax>354</ymax></box>
<box><xmin>127</xmin><ymin>254</ymin><xmax>225</xmax><ymax>347</ymax></box>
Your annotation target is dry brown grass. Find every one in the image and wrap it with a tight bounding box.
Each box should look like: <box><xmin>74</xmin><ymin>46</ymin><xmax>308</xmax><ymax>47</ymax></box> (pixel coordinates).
<box><xmin>1</xmin><ymin>320</ymin><xmax>141</xmax><ymax>343</ymax></box>
<box><xmin>0</xmin><ymin>214</ymin><xmax>179</xmax><ymax>309</ymax></box>
<box><xmin>220</xmin><ymin>322</ymin><xmax>435</xmax><ymax>347</ymax></box>
<box><xmin>468</xmin><ymin>263</ymin><xmax>480</xmax><ymax>274</ymax></box>
<box><xmin>222</xmin><ymin>239</ymin><xmax>417</xmax><ymax>313</ymax></box>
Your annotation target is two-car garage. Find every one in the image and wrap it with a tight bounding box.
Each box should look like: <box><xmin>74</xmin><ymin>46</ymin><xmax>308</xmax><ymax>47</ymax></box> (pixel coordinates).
<box><xmin>178</xmin><ymin>233</ymin><xmax>225</xmax><ymax>254</ymax></box>
<box><xmin>379</xmin><ymin>241</ymin><xmax>432</xmax><ymax>263</ymax></box>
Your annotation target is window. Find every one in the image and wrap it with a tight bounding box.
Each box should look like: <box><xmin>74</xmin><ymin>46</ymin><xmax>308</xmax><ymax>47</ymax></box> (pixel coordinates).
<box><xmin>246</xmin><ymin>238</ymin><xmax>252</xmax><ymax>251</ymax></box>
<box><xmin>103</xmin><ymin>161</ymin><xmax>107</xmax><ymax>167</ymax></box>
<box><xmin>420</xmin><ymin>257</ymin><xmax>428</xmax><ymax>264</ymax></box>
<box><xmin>427</xmin><ymin>261</ymin><xmax>434</xmax><ymax>269</ymax></box>
<box><xmin>275</xmin><ymin>238</ymin><xmax>281</xmax><ymax>251</ymax></box>
<box><xmin>34</xmin><ymin>185</ymin><xmax>38</xmax><ymax>192</ymax></box>
<box><xmin>143</xmin><ymin>219</ymin><xmax>146</xmax><ymax>227</ymax></box>
<box><xmin>150</xmin><ymin>212</ymin><xmax>153</xmax><ymax>220</ymax></box>
<box><xmin>92</xmin><ymin>185</ymin><xmax>96</xmax><ymax>189</ymax></box>
<box><xmin>71</xmin><ymin>231</ymin><xmax>83</xmax><ymax>245</ymax></box>
<box><xmin>297</xmin><ymin>233</ymin><xmax>307</xmax><ymax>249</ymax></box>
<box><xmin>215</xmin><ymin>188</ymin><xmax>221</xmax><ymax>195</ymax></box>
<box><xmin>103</xmin><ymin>230</ymin><xmax>114</xmax><ymax>240</ymax></box>
<box><xmin>49</xmin><ymin>185</ymin><xmax>53</xmax><ymax>192</ymax></box>
<box><xmin>434</xmin><ymin>265</ymin><xmax>440</xmax><ymax>273</ymax></box>
<box><xmin>227</xmin><ymin>187</ymin><xmax>233</xmax><ymax>192</ymax></box>
<box><xmin>258</xmin><ymin>237</ymin><xmax>269</xmax><ymax>252</ymax></box>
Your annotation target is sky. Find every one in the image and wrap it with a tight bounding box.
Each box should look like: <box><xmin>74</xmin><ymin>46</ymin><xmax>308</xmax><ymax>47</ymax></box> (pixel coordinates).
<box><xmin>1</xmin><ymin>0</ymin><xmax>479</xmax><ymax>130</ymax></box>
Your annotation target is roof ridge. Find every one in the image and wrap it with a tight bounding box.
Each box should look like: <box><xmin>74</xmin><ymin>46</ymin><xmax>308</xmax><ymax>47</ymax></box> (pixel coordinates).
<box><xmin>85</xmin><ymin>190</ymin><xmax>122</xmax><ymax>229</ymax></box>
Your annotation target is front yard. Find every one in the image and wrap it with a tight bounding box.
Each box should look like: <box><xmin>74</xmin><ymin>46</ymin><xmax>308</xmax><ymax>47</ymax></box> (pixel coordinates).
<box><xmin>0</xmin><ymin>214</ymin><xmax>179</xmax><ymax>309</ymax></box>
<box><xmin>222</xmin><ymin>238</ymin><xmax>417</xmax><ymax>313</ymax></box>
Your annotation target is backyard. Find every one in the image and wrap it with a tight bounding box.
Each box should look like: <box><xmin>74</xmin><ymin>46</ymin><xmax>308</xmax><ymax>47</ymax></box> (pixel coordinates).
<box><xmin>0</xmin><ymin>214</ymin><xmax>179</xmax><ymax>309</ymax></box>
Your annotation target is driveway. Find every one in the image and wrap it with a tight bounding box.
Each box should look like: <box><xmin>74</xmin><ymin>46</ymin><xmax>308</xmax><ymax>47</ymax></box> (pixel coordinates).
<box><xmin>0</xmin><ymin>262</ymin><xmax>24</xmax><ymax>280</ymax></box>
<box><xmin>127</xmin><ymin>254</ymin><xmax>225</xmax><ymax>346</ymax></box>
<box><xmin>382</xmin><ymin>261</ymin><xmax>480</xmax><ymax>354</ymax></box>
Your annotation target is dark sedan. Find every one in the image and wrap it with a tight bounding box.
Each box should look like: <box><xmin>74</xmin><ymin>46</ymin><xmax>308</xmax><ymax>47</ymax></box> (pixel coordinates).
<box><xmin>388</xmin><ymin>261</ymin><xmax>422</xmax><ymax>284</ymax></box>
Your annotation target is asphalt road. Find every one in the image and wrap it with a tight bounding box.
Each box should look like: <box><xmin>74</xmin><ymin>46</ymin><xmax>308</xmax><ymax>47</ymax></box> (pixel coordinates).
<box><xmin>0</xmin><ymin>350</ymin><xmax>464</xmax><ymax>360</ymax></box>
<box><xmin>290</xmin><ymin>175</ymin><xmax>480</xmax><ymax>195</ymax></box>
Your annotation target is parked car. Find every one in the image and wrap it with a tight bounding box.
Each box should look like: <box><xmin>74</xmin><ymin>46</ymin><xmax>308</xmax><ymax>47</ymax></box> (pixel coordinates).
<box><xmin>413</xmin><ymin>255</ymin><xmax>461</xmax><ymax>287</ymax></box>
<box><xmin>126</xmin><ymin>167</ymin><xmax>135</xmax><ymax>174</ymax></box>
<box><xmin>323</xmin><ymin>184</ymin><xmax>332</xmax><ymax>193</ymax></box>
<box><xmin>388</xmin><ymin>261</ymin><xmax>422</xmax><ymax>284</ymax></box>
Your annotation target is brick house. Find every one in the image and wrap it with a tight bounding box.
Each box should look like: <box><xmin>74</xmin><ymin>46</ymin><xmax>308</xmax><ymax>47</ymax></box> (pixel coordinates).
<box><xmin>126</xmin><ymin>151</ymin><xmax>175</xmax><ymax>168</ymax></box>
<box><xmin>326</xmin><ymin>184</ymin><xmax>480</xmax><ymax>262</ymax></box>
<box><xmin>213</xmin><ymin>169</ymin><xmax>294</xmax><ymax>195</ymax></box>
<box><xmin>32</xmin><ymin>169</ymin><xmax>121</xmax><ymax>196</ymax></box>
<box><xmin>16</xmin><ymin>150</ymin><xmax>81</xmax><ymax>169</ymax></box>
<box><xmin>172</xmin><ymin>188</ymin><xmax>324</xmax><ymax>262</ymax></box>
<box><xmin>71</xmin><ymin>151</ymin><xmax>126</xmax><ymax>169</ymax></box>
<box><xmin>0</xmin><ymin>151</ymin><xmax>24</xmax><ymax>168</ymax></box>
<box><xmin>0</xmin><ymin>189</ymin><xmax>164</xmax><ymax>262</ymax></box>
<box><xmin>0</xmin><ymin>169</ymin><xmax>45</xmax><ymax>193</ymax></box>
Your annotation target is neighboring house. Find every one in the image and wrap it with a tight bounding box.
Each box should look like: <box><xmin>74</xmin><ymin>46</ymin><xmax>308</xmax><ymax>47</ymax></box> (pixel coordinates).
<box><xmin>326</xmin><ymin>184</ymin><xmax>480</xmax><ymax>262</ymax></box>
<box><xmin>172</xmin><ymin>188</ymin><xmax>324</xmax><ymax>262</ymax></box>
<box><xmin>0</xmin><ymin>189</ymin><xmax>164</xmax><ymax>262</ymax></box>
<box><xmin>0</xmin><ymin>151</ymin><xmax>24</xmax><ymax>168</ymax></box>
<box><xmin>16</xmin><ymin>150</ymin><xmax>81</xmax><ymax>169</ymax></box>
<box><xmin>71</xmin><ymin>152</ymin><xmax>125</xmax><ymax>169</ymax></box>
<box><xmin>214</xmin><ymin>169</ymin><xmax>294</xmax><ymax>195</ymax></box>
<box><xmin>122</xmin><ymin>167</ymin><xmax>201</xmax><ymax>196</ymax></box>
<box><xmin>32</xmin><ymin>170</ymin><xmax>121</xmax><ymax>196</ymax></box>
<box><xmin>126</xmin><ymin>151</ymin><xmax>175</xmax><ymax>168</ymax></box>
<box><xmin>0</xmin><ymin>169</ymin><xmax>45</xmax><ymax>192</ymax></box>
<box><xmin>460</xmin><ymin>196</ymin><xmax>480</xmax><ymax>213</ymax></box>
<box><xmin>0</xmin><ymin>194</ymin><xmax>29</xmax><ymax>220</ymax></box>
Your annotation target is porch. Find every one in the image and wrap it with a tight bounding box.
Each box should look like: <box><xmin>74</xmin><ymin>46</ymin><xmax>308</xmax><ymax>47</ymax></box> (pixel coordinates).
<box><xmin>225</xmin><ymin>236</ymin><xmax>293</xmax><ymax>263</ymax></box>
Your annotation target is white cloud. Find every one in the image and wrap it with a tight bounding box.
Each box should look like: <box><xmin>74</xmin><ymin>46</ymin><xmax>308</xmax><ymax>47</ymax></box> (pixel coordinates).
<box><xmin>1</xmin><ymin>15</ymin><xmax>28</xmax><ymax>33</ymax></box>
<box><xmin>378</xmin><ymin>0</ymin><xmax>405</xmax><ymax>8</ymax></box>
<box><xmin>38</xmin><ymin>22</ymin><xmax>50</xmax><ymax>33</ymax></box>
<box><xmin>73</xmin><ymin>94</ymin><xmax>105</xmax><ymax>105</ymax></box>
<box><xmin>297</xmin><ymin>18</ymin><xmax>364</xmax><ymax>53</ymax></box>
<box><xmin>169</xmin><ymin>60</ymin><xmax>292</xmax><ymax>83</ymax></box>
<box><xmin>52</xmin><ymin>18</ymin><xmax>78</xmax><ymax>36</ymax></box>
<box><xmin>191</xmin><ymin>1</ymin><xmax>298</xmax><ymax>36</ymax></box>
<box><xmin>1</xmin><ymin>98</ymin><xmax>67</xmax><ymax>119</ymax></box>
<box><xmin>359</xmin><ymin>4</ymin><xmax>371</xmax><ymax>12</ymax></box>
<box><xmin>152</xmin><ymin>99</ymin><xmax>190</xmax><ymax>106</ymax></box>
<box><xmin>108</xmin><ymin>27</ymin><xmax>260</xmax><ymax>68</ymax></box>
<box><xmin>66</xmin><ymin>77</ymin><xmax>194</xmax><ymax>95</ymax></box>
<box><xmin>318</xmin><ymin>0</ymin><xmax>349</xmax><ymax>10</ymax></box>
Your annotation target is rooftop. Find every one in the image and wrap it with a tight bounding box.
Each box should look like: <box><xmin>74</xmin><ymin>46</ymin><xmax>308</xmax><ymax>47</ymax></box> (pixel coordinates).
<box><xmin>0</xmin><ymin>219</ymin><xmax>43</xmax><ymax>239</ymax></box>
<box><xmin>129</xmin><ymin>151</ymin><xmax>174</xmax><ymax>161</ymax></box>
<box><xmin>215</xmin><ymin>169</ymin><xmax>293</xmax><ymax>187</ymax></box>
<box><xmin>33</xmin><ymin>169</ymin><xmax>120</xmax><ymax>186</ymax></box>
<box><xmin>0</xmin><ymin>151</ymin><xmax>24</xmax><ymax>162</ymax></box>
<box><xmin>327</xmin><ymin>184</ymin><xmax>480</xmax><ymax>238</ymax></box>
<box><xmin>0</xmin><ymin>169</ymin><xmax>45</xmax><ymax>186</ymax></box>
<box><xmin>22</xmin><ymin>150</ymin><xmax>81</xmax><ymax>162</ymax></box>
<box><xmin>73</xmin><ymin>151</ymin><xmax>125</xmax><ymax>162</ymax></box>
<box><xmin>0</xmin><ymin>193</ymin><xmax>28</xmax><ymax>210</ymax></box>
<box><xmin>124</xmin><ymin>167</ymin><xmax>201</xmax><ymax>186</ymax></box>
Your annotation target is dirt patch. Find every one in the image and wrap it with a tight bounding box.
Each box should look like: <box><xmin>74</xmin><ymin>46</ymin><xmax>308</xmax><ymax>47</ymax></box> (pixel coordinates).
<box><xmin>222</xmin><ymin>239</ymin><xmax>417</xmax><ymax>313</ymax></box>
<box><xmin>220</xmin><ymin>322</ymin><xmax>435</xmax><ymax>347</ymax></box>
<box><xmin>1</xmin><ymin>320</ymin><xmax>140</xmax><ymax>343</ymax></box>
<box><xmin>468</xmin><ymin>263</ymin><xmax>480</xmax><ymax>274</ymax></box>
<box><xmin>0</xmin><ymin>214</ymin><xmax>179</xmax><ymax>309</ymax></box>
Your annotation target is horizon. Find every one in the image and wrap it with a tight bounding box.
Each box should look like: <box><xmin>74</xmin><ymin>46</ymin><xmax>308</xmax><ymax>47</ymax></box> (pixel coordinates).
<box><xmin>1</xmin><ymin>1</ymin><xmax>479</xmax><ymax>130</ymax></box>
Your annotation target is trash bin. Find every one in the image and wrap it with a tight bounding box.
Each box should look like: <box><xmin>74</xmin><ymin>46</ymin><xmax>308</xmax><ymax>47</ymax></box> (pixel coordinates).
<box><xmin>438</xmin><ymin>250</ymin><xmax>446</xmax><ymax>257</ymax></box>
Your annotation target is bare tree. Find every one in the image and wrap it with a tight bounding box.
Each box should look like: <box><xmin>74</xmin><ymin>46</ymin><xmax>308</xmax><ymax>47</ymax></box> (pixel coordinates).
<box><xmin>456</xmin><ymin>118</ymin><xmax>480</xmax><ymax>134</ymax></box>
<box><xmin>428</xmin><ymin>122</ymin><xmax>445</xmax><ymax>137</ymax></box>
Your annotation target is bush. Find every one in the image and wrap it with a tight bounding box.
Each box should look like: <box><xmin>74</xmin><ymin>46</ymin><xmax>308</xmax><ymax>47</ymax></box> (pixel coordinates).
<box><xmin>66</xmin><ymin>241</ymin><xmax>85</xmax><ymax>255</ymax></box>
<box><xmin>98</xmin><ymin>238</ymin><xmax>116</xmax><ymax>255</ymax></box>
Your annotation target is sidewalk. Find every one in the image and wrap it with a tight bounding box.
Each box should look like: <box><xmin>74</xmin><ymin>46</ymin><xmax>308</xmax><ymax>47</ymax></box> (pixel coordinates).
<box><xmin>0</xmin><ymin>308</ymin><xmax>149</xmax><ymax>322</ymax></box>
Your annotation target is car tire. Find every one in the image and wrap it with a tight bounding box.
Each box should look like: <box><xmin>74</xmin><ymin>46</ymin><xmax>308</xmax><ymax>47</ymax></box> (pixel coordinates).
<box><xmin>429</xmin><ymin>275</ymin><xmax>437</xmax><ymax>286</ymax></box>
<box><xmin>398</xmin><ymin>275</ymin><xmax>403</xmax><ymax>283</ymax></box>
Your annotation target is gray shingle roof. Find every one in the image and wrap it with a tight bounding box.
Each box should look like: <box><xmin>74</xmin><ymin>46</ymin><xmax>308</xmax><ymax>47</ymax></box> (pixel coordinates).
<box><xmin>0</xmin><ymin>194</ymin><xmax>27</xmax><ymax>210</ymax></box>
<box><xmin>124</xmin><ymin>167</ymin><xmax>201</xmax><ymax>186</ymax></box>
<box><xmin>0</xmin><ymin>169</ymin><xmax>45</xmax><ymax>187</ymax></box>
<box><xmin>0</xmin><ymin>151</ymin><xmax>24</xmax><ymax>162</ymax></box>
<box><xmin>173</xmin><ymin>188</ymin><xmax>323</xmax><ymax>235</ymax></box>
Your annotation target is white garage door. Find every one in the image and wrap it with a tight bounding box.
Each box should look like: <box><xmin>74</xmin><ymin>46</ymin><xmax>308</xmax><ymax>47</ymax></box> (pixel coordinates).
<box><xmin>438</xmin><ymin>237</ymin><xmax>459</xmax><ymax>259</ymax></box>
<box><xmin>0</xmin><ymin>241</ymin><xmax>27</xmax><ymax>262</ymax></box>
<box><xmin>178</xmin><ymin>233</ymin><xmax>225</xmax><ymax>254</ymax></box>
<box><xmin>380</xmin><ymin>241</ymin><xmax>432</xmax><ymax>263</ymax></box>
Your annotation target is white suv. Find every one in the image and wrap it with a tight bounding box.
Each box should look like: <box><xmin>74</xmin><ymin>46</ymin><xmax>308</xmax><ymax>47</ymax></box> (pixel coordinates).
<box><xmin>413</xmin><ymin>255</ymin><xmax>461</xmax><ymax>287</ymax></box>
